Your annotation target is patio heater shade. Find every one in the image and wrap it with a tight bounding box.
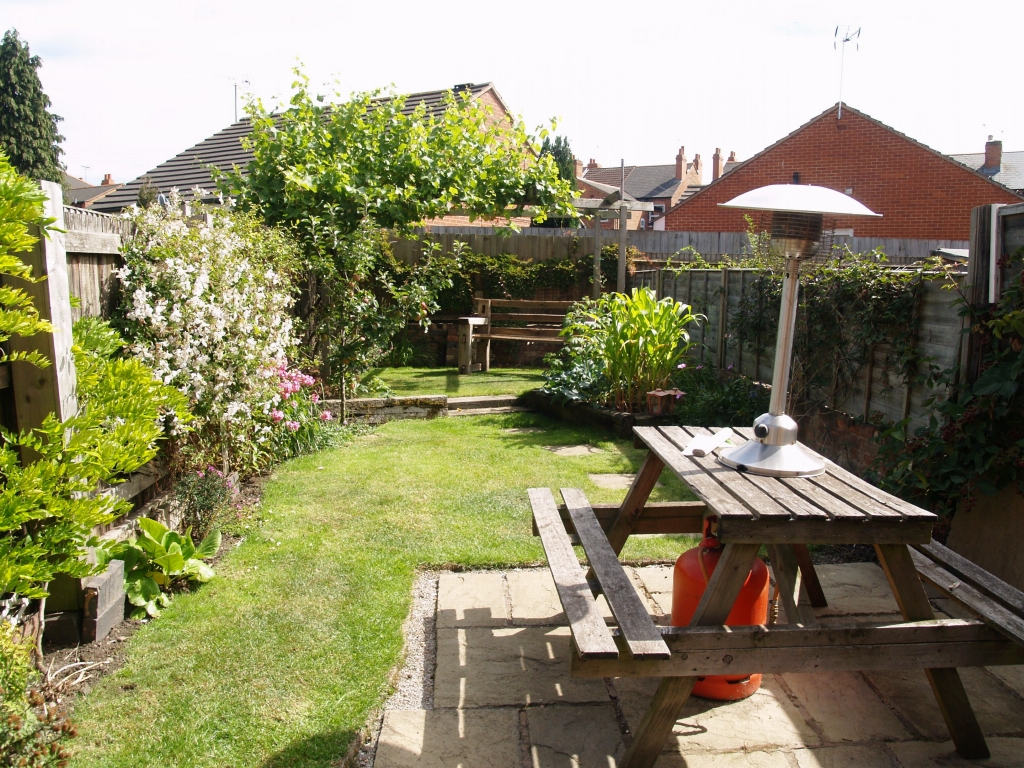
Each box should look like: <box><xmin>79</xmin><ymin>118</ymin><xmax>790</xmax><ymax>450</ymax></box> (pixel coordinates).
<box><xmin>716</xmin><ymin>185</ymin><xmax>880</xmax><ymax>477</ymax></box>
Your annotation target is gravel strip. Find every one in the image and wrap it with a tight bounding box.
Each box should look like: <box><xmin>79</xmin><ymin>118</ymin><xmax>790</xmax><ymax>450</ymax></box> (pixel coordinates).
<box><xmin>352</xmin><ymin>571</ymin><xmax>439</xmax><ymax>768</ymax></box>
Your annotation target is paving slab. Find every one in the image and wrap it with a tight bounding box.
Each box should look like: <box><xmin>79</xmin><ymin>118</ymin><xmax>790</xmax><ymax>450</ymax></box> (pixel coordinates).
<box><xmin>543</xmin><ymin>444</ymin><xmax>604</xmax><ymax>456</ymax></box>
<box><xmin>527</xmin><ymin>704</ymin><xmax>624</xmax><ymax>767</ymax></box>
<box><xmin>889</xmin><ymin>737</ymin><xmax>1024</xmax><ymax>768</ymax></box>
<box><xmin>987</xmin><ymin>664</ymin><xmax>1024</xmax><ymax>698</ymax></box>
<box><xmin>375</xmin><ymin>708</ymin><xmax>520</xmax><ymax>768</ymax></box>
<box><xmin>865</xmin><ymin>667</ymin><xmax>1024</xmax><ymax>738</ymax></box>
<box><xmin>780</xmin><ymin>672</ymin><xmax>909</xmax><ymax>742</ymax></box>
<box><xmin>634</xmin><ymin>565</ymin><xmax>675</xmax><ymax>595</ymax></box>
<box><xmin>436</xmin><ymin>572</ymin><xmax>507</xmax><ymax>627</ymax></box>
<box><xmin>507</xmin><ymin>570</ymin><xmax>565</xmax><ymax>626</ymax></box>
<box><xmin>653</xmin><ymin>750</ymin><xmax>794</xmax><ymax>767</ymax></box>
<box><xmin>807</xmin><ymin>563</ymin><xmax>900</xmax><ymax>617</ymax></box>
<box><xmin>793</xmin><ymin>745</ymin><xmax>896</xmax><ymax>767</ymax></box>
<box><xmin>434</xmin><ymin>626</ymin><xmax>609</xmax><ymax>708</ymax></box>
<box><xmin>616</xmin><ymin>675</ymin><xmax>819</xmax><ymax>754</ymax></box>
<box><xmin>503</xmin><ymin>427</ymin><xmax>543</xmax><ymax>434</ymax></box>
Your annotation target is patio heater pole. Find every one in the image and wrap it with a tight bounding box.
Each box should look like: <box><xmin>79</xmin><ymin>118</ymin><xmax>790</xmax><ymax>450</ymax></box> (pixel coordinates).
<box><xmin>593</xmin><ymin>213</ymin><xmax>602</xmax><ymax>298</ymax></box>
<box><xmin>767</xmin><ymin>257</ymin><xmax>801</xmax><ymax>417</ymax></box>
<box><xmin>618</xmin><ymin>159</ymin><xmax>627</xmax><ymax>293</ymax></box>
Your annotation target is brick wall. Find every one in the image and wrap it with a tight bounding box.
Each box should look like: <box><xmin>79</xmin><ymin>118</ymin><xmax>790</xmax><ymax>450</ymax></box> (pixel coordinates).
<box><xmin>663</xmin><ymin>106</ymin><xmax>1021</xmax><ymax>240</ymax></box>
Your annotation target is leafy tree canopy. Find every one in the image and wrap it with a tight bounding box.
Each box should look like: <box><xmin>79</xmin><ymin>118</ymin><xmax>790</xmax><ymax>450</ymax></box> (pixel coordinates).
<box><xmin>221</xmin><ymin>70</ymin><xmax>577</xmax><ymax>247</ymax></box>
<box><xmin>0</xmin><ymin>30</ymin><xmax>64</xmax><ymax>183</ymax></box>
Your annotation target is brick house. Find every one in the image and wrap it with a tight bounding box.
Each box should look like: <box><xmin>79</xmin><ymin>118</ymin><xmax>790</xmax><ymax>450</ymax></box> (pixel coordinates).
<box><xmin>91</xmin><ymin>82</ymin><xmax>523</xmax><ymax>225</ymax></box>
<box><xmin>656</xmin><ymin>104</ymin><xmax>1022</xmax><ymax>240</ymax></box>
<box><xmin>581</xmin><ymin>147</ymin><xmax>718</xmax><ymax>228</ymax></box>
<box><xmin>951</xmin><ymin>138</ymin><xmax>1024</xmax><ymax>196</ymax></box>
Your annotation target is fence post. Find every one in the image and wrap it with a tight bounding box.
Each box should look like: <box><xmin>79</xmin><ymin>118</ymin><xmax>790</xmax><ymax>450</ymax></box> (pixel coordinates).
<box><xmin>7</xmin><ymin>181</ymin><xmax>78</xmax><ymax>450</ymax></box>
<box><xmin>957</xmin><ymin>205</ymin><xmax>994</xmax><ymax>390</ymax></box>
<box><xmin>717</xmin><ymin>267</ymin><xmax>729</xmax><ymax>368</ymax></box>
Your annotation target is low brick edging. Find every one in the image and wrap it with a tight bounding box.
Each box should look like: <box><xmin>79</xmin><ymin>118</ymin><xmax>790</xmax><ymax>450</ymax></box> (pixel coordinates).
<box><xmin>324</xmin><ymin>395</ymin><xmax>448</xmax><ymax>424</ymax></box>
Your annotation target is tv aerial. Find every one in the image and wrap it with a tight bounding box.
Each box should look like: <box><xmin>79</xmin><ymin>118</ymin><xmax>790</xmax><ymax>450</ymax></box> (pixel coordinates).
<box><xmin>834</xmin><ymin>26</ymin><xmax>861</xmax><ymax>119</ymax></box>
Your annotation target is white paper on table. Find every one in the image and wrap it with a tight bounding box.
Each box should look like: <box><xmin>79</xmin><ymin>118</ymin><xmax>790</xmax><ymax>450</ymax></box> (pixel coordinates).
<box><xmin>682</xmin><ymin>428</ymin><xmax>735</xmax><ymax>457</ymax></box>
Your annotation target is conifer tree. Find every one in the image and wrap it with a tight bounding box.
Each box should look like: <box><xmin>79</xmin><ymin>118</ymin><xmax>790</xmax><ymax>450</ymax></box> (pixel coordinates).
<box><xmin>0</xmin><ymin>30</ymin><xmax>64</xmax><ymax>183</ymax></box>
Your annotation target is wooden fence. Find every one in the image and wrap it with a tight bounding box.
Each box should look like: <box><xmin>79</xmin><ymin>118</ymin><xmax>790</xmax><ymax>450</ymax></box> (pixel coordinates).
<box><xmin>392</xmin><ymin>226</ymin><xmax>968</xmax><ymax>266</ymax></box>
<box><xmin>630</xmin><ymin>266</ymin><xmax>964</xmax><ymax>432</ymax></box>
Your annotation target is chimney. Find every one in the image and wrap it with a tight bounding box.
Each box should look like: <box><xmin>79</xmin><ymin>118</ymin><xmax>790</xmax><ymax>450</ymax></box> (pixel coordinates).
<box><xmin>728</xmin><ymin>151</ymin><xmax>737</xmax><ymax>163</ymax></box>
<box><xmin>574</xmin><ymin>156</ymin><xmax>584</xmax><ymax>178</ymax></box>
<box><xmin>692</xmin><ymin>154</ymin><xmax>702</xmax><ymax>184</ymax></box>
<box><xmin>712</xmin><ymin>148</ymin><xmax>725</xmax><ymax>181</ymax></box>
<box><xmin>101</xmin><ymin>173</ymin><xmax>115</xmax><ymax>186</ymax></box>
<box><xmin>675</xmin><ymin>146</ymin><xmax>687</xmax><ymax>181</ymax></box>
<box><xmin>586</xmin><ymin>158</ymin><xmax>601</xmax><ymax>172</ymax></box>
<box><xmin>984</xmin><ymin>135</ymin><xmax>1002</xmax><ymax>172</ymax></box>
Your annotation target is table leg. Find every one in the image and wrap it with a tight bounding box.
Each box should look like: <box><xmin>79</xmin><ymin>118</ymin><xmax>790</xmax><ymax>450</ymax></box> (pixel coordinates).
<box><xmin>768</xmin><ymin>544</ymin><xmax>816</xmax><ymax>625</ymax></box>
<box><xmin>875</xmin><ymin>544</ymin><xmax>989</xmax><ymax>759</ymax></box>
<box><xmin>792</xmin><ymin>544</ymin><xmax>828</xmax><ymax>608</ymax></box>
<box><xmin>621</xmin><ymin>543</ymin><xmax>761</xmax><ymax>768</ymax></box>
<box><xmin>605</xmin><ymin>451</ymin><xmax>665</xmax><ymax>556</ymax></box>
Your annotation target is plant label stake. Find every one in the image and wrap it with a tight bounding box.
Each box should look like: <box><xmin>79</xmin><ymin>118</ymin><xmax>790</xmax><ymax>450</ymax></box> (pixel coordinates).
<box><xmin>716</xmin><ymin>185</ymin><xmax>880</xmax><ymax>477</ymax></box>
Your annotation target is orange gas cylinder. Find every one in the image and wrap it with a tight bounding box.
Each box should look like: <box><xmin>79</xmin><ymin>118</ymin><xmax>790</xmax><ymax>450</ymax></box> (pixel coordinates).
<box><xmin>671</xmin><ymin>530</ymin><xmax>770</xmax><ymax>700</ymax></box>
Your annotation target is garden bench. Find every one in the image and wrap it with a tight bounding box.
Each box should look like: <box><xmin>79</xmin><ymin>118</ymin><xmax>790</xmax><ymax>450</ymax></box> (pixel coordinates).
<box><xmin>528</xmin><ymin>425</ymin><xmax>1024</xmax><ymax>768</ymax></box>
<box><xmin>457</xmin><ymin>298</ymin><xmax>572</xmax><ymax>374</ymax></box>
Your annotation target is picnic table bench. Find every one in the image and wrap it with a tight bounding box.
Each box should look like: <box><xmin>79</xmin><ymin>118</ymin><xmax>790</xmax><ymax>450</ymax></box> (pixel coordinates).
<box><xmin>530</xmin><ymin>425</ymin><xmax>1024</xmax><ymax>768</ymax></box>
<box><xmin>457</xmin><ymin>298</ymin><xmax>572</xmax><ymax>374</ymax></box>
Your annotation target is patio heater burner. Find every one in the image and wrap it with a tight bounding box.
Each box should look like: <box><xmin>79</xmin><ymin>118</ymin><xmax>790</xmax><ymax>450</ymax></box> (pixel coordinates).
<box><xmin>716</xmin><ymin>185</ymin><xmax>880</xmax><ymax>477</ymax></box>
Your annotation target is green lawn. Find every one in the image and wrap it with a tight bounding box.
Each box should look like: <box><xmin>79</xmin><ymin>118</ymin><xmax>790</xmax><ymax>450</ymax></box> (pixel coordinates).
<box><xmin>362</xmin><ymin>366</ymin><xmax>545</xmax><ymax>398</ymax></box>
<box><xmin>69</xmin><ymin>413</ymin><xmax>697</xmax><ymax>768</ymax></box>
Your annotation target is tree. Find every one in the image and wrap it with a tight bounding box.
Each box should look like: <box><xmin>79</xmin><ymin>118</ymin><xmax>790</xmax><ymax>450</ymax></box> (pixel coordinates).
<box><xmin>541</xmin><ymin>135</ymin><xmax>576</xmax><ymax>186</ymax></box>
<box><xmin>221</xmin><ymin>70</ymin><xmax>577</xmax><ymax>385</ymax></box>
<box><xmin>0</xmin><ymin>30</ymin><xmax>64</xmax><ymax>183</ymax></box>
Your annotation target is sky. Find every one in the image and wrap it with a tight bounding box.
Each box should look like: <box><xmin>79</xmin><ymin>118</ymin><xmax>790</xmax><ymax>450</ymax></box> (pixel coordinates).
<box><xmin>4</xmin><ymin>0</ymin><xmax>1023</xmax><ymax>187</ymax></box>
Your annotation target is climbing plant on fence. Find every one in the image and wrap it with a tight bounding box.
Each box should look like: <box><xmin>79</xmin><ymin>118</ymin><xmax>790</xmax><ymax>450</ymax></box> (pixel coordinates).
<box><xmin>870</xmin><ymin>247</ymin><xmax>1024</xmax><ymax>517</ymax></box>
<box><xmin>730</xmin><ymin>251</ymin><xmax>935</xmax><ymax>416</ymax></box>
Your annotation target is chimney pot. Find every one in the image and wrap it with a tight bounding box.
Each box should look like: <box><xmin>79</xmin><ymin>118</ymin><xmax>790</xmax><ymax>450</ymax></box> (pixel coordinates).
<box><xmin>101</xmin><ymin>173</ymin><xmax>115</xmax><ymax>186</ymax></box>
<box><xmin>728</xmin><ymin>151</ymin><xmax>736</xmax><ymax>162</ymax></box>
<box><xmin>712</xmin><ymin>148</ymin><xmax>725</xmax><ymax>181</ymax></box>
<box><xmin>675</xmin><ymin>146</ymin><xmax>687</xmax><ymax>181</ymax></box>
<box><xmin>984</xmin><ymin>138</ymin><xmax>1002</xmax><ymax>172</ymax></box>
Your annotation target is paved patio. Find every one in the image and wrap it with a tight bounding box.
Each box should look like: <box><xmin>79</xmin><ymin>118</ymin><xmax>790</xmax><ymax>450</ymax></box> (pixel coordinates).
<box><xmin>374</xmin><ymin>563</ymin><xmax>1024</xmax><ymax>767</ymax></box>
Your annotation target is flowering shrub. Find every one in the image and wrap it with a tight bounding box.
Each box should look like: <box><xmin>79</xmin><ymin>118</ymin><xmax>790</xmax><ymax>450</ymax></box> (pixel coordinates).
<box><xmin>117</xmin><ymin>194</ymin><xmax>303</xmax><ymax>473</ymax></box>
<box><xmin>266</xmin><ymin>363</ymin><xmax>335</xmax><ymax>460</ymax></box>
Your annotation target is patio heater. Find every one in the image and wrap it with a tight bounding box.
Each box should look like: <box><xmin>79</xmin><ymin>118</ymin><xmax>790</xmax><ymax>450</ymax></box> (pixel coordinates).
<box><xmin>716</xmin><ymin>185</ymin><xmax>880</xmax><ymax>477</ymax></box>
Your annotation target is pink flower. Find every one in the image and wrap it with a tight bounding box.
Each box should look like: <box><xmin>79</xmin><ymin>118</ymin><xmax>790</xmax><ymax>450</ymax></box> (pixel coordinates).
<box><xmin>270</xmin><ymin>409</ymin><xmax>284</xmax><ymax>423</ymax></box>
<box><xmin>677</xmin><ymin>363</ymin><xmax>686</xmax><ymax>369</ymax></box>
<box><xmin>320</xmin><ymin>410</ymin><xmax>332</xmax><ymax>421</ymax></box>
<box><xmin>286</xmin><ymin>420</ymin><xmax>300</xmax><ymax>432</ymax></box>
<box><xmin>310</xmin><ymin>393</ymin><xmax>320</xmax><ymax>403</ymax></box>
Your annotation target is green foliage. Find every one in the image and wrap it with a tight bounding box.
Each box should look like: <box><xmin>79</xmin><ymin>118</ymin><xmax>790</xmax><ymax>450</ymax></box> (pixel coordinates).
<box><xmin>0</xmin><ymin>319</ymin><xmax>190</xmax><ymax>598</ymax></box>
<box><xmin>100</xmin><ymin>517</ymin><xmax>221</xmax><ymax>619</ymax></box>
<box><xmin>731</xmin><ymin>251</ymin><xmax>929</xmax><ymax>415</ymax></box>
<box><xmin>0</xmin><ymin>152</ymin><xmax>57</xmax><ymax>368</ymax></box>
<box><xmin>540</xmin><ymin>135</ymin><xmax>576</xmax><ymax>185</ymax></box>
<box><xmin>134</xmin><ymin>176</ymin><xmax>158</xmax><ymax>209</ymax></box>
<box><xmin>871</xmin><ymin>248</ymin><xmax>1024</xmax><ymax>516</ymax></box>
<box><xmin>174</xmin><ymin>467</ymin><xmax>234</xmax><ymax>544</ymax></box>
<box><xmin>546</xmin><ymin>289</ymin><xmax>699</xmax><ymax>412</ymax></box>
<box><xmin>431</xmin><ymin>242</ymin><xmax>634</xmax><ymax>315</ymax></box>
<box><xmin>672</xmin><ymin>364</ymin><xmax>771</xmax><ymax>428</ymax></box>
<box><xmin>0</xmin><ymin>626</ymin><xmax>74</xmax><ymax>767</ymax></box>
<box><xmin>219</xmin><ymin>69</ymin><xmax>576</xmax><ymax>384</ymax></box>
<box><xmin>0</xmin><ymin>31</ymin><xmax>63</xmax><ymax>184</ymax></box>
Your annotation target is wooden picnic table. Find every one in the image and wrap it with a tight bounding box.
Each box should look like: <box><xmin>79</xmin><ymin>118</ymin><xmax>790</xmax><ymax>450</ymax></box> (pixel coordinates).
<box><xmin>529</xmin><ymin>425</ymin><xmax>1024</xmax><ymax>768</ymax></box>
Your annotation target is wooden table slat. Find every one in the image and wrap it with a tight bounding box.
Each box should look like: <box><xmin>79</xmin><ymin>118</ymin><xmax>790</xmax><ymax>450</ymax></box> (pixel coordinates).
<box><xmin>915</xmin><ymin>541</ymin><xmax>1024</xmax><ymax>620</ymax></box>
<box><xmin>666</xmin><ymin>426</ymin><xmax>794</xmax><ymax>519</ymax></box>
<box><xmin>633</xmin><ymin>426</ymin><xmax>756</xmax><ymax>522</ymax></box>
<box><xmin>780</xmin><ymin>476</ymin><xmax>870</xmax><ymax>519</ymax></box>
<box><xmin>528</xmin><ymin>488</ymin><xmax>620</xmax><ymax>660</ymax></box>
<box><xmin>561</xmin><ymin>488</ymin><xmax>671</xmax><ymax>660</ymax></box>
<box><xmin>721</xmin><ymin>429</ymin><xmax>829</xmax><ymax>519</ymax></box>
